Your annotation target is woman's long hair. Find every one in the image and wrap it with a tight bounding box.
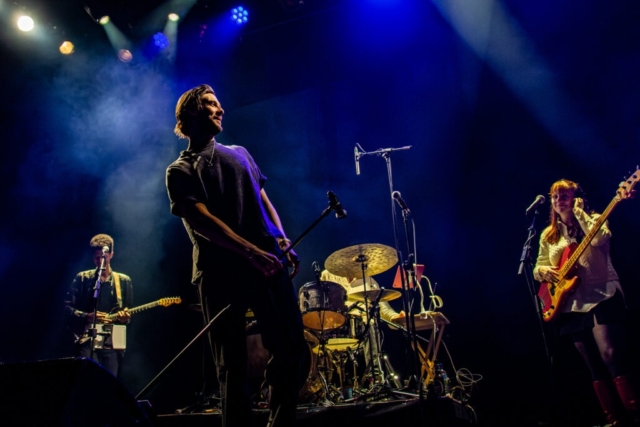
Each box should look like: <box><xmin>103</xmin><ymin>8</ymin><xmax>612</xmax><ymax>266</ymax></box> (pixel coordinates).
<box><xmin>544</xmin><ymin>179</ymin><xmax>585</xmax><ymax>244</ymax></box>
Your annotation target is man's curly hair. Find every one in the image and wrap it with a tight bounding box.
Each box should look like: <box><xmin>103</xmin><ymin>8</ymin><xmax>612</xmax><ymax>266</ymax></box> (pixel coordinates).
<box><xmin>89</xmin><ymin>234</ymin><xmax>114</xmax><ymax>253</ymax></box>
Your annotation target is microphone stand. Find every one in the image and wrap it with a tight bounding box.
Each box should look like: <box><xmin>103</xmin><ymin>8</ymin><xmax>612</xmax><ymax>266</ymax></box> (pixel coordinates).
<box><xmin>356</xmin><ymin>145</ymin><xmax>422</xmax><ymax>394</ymax></box>
<box><xmin>518</xmin><ymin>208</ymin><xmax>552</xmax><ymax>364</ymax></box>
<box><xmin>88</xmin><ymin>253</ymin><xmax>107</xmax><ymax>360</ymax></box>
<box><xmin>136</xmin><ymin>193</ymin><xmax>346</xmax><ymax>400</ymax></box>
<box><xmin>518</xmin><ymin>207</ymin><xmax>555</xmax><ymax>424</ymax></box>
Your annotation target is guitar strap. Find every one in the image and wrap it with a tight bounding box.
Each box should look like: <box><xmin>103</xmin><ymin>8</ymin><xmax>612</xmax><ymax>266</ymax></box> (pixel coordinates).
<box><xmin>113</xmin><ymin>272</ymin><xmax>123</xmax><ymax>309</ymax></box>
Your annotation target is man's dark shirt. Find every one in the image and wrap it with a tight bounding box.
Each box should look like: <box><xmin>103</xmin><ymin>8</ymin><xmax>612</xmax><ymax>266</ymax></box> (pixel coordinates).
<box><xmin>64</xmin><ymin>270</ymin><xmax>133</xmax><ymax>343</ymax></box>
<box><xmin>165</xmin><ymin>142</ymin><xmax>283</xmax><ymax>283</ymax></box>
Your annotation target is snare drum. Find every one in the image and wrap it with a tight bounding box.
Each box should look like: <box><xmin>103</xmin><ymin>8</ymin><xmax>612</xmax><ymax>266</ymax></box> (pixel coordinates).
<box><xmin>298</xmin><ymin>281</ymin><xmax>347</xmax><ymax>331</ymax></box>
<box><xmin>320</xmin><ymin>313</ymin><xmax>366</xmax><ymax>351</ymax></box>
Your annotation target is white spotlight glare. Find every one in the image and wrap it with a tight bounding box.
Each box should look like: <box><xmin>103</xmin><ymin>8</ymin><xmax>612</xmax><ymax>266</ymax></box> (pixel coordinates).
<box><xmin>99</xmin><ymin>15</ymin><xmax>110</xmax><ymax>25</ymax></box>
<box><xmin>17</xmin><ymin>15</ymin><xmax>35</xmax><ymax>32</ymax></box>
<box><xmin>168</xmin><ymin>13</ymin><xmax>180</xmax><ymax>22</ymax></box>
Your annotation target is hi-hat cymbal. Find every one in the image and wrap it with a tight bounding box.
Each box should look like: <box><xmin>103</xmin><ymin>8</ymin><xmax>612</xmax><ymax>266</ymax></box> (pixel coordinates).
<box><xmin>347</xmin><ymin>289</ymin><xmax>401</xmax><ymax>302</ymax></box>
<box><xmin>325</xmin><ymin>243</ymin><xmax>398</xmax><ymax>279</ymax></box>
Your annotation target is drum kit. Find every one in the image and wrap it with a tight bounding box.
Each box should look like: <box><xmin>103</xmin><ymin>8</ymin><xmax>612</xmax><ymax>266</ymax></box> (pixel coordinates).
<box><xmin>184</xmin><ymin>241</ymin><xmax>451</xmax><ymax>411</ymax></box>
<box><xmin>294</xmin><ymin>243</ymin><xmax>403</xmax><ymax>404</ymax></box>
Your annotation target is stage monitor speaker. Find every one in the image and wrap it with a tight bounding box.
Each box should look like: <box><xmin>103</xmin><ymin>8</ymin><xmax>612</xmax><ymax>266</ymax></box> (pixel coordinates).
<box><xmin>0</xmin><ymin>357</ymin><xmax>154</xmax><ymax>427</ymax></box>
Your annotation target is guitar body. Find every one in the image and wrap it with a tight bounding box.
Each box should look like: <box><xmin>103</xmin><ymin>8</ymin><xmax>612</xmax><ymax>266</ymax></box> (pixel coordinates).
<box><xmin>537</xmin><ymin>243</ymin><xmax>580</xmax><ymax>322</ymax></box>
<box><xmin>77</xmin><ymin>297</ymin><xmax>181</xmax><ymax>344</ymax></box>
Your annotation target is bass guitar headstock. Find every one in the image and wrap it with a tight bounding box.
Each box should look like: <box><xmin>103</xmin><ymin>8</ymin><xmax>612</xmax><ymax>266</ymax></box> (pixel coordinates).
<box><xmin>617</xmin><ymin>166</ymin><xmax>640</xmax><ymax>201</ymax></box>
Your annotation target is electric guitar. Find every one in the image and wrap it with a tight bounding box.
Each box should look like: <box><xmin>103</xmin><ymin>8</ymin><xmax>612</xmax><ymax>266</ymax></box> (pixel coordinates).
<box><xmin>104</xmin><ymin>296</ymin><xmax>181</xmax><ymax>321</ymax></box>
<box><xmin>77</xmin><ymin>297</ymin><xmax>181</xmax><ymax>344</ymax></box>
<box><xmin>538</xmin><ymin>170</ymin><xmax>638</xmax><ymax>322</ymax></box>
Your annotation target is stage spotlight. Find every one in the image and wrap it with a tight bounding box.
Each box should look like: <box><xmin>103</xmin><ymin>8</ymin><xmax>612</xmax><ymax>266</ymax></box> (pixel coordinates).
<box><xmin>231</xmin><ymin>6</ymin><xmax>249</xmax><ymax>25</ymax></box>
<box><xmin>17</xmin><ymin>15</ymin><xmax>35</xmax><ymax>32</ymax></box>
<box><xmin>153</xmin><ymin>32</ymin><xmax>169</xmax><ymax>50</ymax></box>
<box><xmin>168</xmin><ymin>13</ymin><xmax>180</xmax><ymax>22</ymax></box>
<box><xmin>99</xmin><ymin>15</ymin><xmax>110</xmax><ymax>25</ymax></box>
<box><xmin>118</xmin><ymin>49</ymin><xmax>133</xmax><ymax>62</ymax></box>
<box><xmin>59</xmin><ymin>41</ymin><xmax>75</xmax><ymax>55</ymax></box>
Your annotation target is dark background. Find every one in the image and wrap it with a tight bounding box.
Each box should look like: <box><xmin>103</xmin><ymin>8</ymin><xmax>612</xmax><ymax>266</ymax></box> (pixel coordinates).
<box><xmin>1</xmin><ymin>0</ymin><xmax>639</xmax><ymax>425</ymax></box>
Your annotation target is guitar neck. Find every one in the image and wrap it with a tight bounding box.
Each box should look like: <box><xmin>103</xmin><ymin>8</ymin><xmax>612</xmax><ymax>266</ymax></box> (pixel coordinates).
<box><xmin>105</xmin><ymin>301</ymin><xmax>160</xmax><ymax>320</ymax></box>
<box><xmin>559</xmin><ymin>197</ymin><xmax>619</xmax><ymax>278</ymax></box>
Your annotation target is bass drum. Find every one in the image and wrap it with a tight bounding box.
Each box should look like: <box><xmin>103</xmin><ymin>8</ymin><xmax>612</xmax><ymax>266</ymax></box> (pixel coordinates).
<box><xmin>246</xmin><ymin>322</ymin><xmax>326</xmax><ymax>404</ymax></box>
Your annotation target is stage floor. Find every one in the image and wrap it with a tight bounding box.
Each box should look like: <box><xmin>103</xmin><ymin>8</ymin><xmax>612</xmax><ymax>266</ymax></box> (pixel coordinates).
<box><xmin>154</xmin><ymin>396</ymin><xmax>477</xmax><ymax>427</ymax></box>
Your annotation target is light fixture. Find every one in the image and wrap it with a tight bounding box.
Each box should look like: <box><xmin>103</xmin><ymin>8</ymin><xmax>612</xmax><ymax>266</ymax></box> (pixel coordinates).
<box><xmin>118</xmin><ymin>49</ymin><xmax>133</xmax><ymax>62</ymax></box>
<box><xmin>59</xmin><ymin>41</ymin><xmax>75</xmax><ymax>55</ymax></box>
<box><xmin>17</xmin><ymin>16</ymin><xmax>35</xmax><ymax>32</ymax></box>
<box><xmin>231</xmin><ymin>6</ymin><xmax>249</xmax><ymax>25</ymax></box>
<box><xmin>153</xmin><ymin>32</ymin><xmax>169</xmax><ymax>50</ymax></box>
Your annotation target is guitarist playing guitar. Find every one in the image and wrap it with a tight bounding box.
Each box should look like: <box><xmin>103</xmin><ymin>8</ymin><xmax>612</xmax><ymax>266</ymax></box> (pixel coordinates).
<box><xmin>64</xmin><ymin>234</ymin><xmax>133</xmax><ymax>378</ymax></box>
<box><xmin>533</xmin><ymin>176</ymin><xmax>639</xmax><ymax>426</ymax></box>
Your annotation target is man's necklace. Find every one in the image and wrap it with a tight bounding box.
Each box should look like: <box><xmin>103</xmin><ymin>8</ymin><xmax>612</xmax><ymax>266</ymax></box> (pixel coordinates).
<box><xmin>205</xmin><ymin>139</ymin><xmax>217</xmax><ymax>165</ymax></box>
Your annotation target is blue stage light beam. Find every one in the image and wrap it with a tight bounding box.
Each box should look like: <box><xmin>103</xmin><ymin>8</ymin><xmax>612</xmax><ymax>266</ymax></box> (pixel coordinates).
<box><xmin>430</xmin><ymin>0</ymin><xmax>610</xmax><ymax>164</ymax></box>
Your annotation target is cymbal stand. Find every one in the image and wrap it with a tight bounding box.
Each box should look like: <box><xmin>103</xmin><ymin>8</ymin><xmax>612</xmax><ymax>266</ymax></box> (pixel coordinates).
<box><xmin>355</xmin><ymin>259</ymin><xmax>390</xmax><ymax>391</ymax></box>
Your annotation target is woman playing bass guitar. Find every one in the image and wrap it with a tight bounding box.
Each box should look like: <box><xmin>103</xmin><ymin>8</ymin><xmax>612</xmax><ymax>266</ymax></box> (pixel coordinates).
<box><xmin>534</xmin><ymin>178</ymin><xmax>638</xmax><ymax>426</ymax></box>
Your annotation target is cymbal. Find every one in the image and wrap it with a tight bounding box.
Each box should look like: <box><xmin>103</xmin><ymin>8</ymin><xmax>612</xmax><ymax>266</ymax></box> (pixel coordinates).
<box><xmin>347</xmin><ymin>289</ymin><xmax>401</xmax><ymax>302</ymax></box>
<box><xmin>348</xmin><ymin>277</ymin><xmax>380</xmax><ymax>290</ymax></box>
<box><xmin>325</xmin><ymin>243</ymin><xmax>398</xmax><ymax>278</ymax></box>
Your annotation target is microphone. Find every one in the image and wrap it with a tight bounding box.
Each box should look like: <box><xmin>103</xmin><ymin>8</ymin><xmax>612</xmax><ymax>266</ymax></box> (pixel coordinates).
<box><xmin>525</xmin><ymin>195</ymin><xmax>546</xmax><ymax>215</ymax></box>
<box><xmin>102</xmin><ymin>245</ymin><xmax>110</xmax><ymax>255</ymax></box>
<box><xmin>312</xmin><ymin>261</ymin><xmax>321</xmax><ymax>276</ymax></box>
<box><xmin>327</xmin><ymin>191</ymin><xmax>347</xmax><ymax>219</ymax></box>
<box><xmin>354</xmin><ymin>146</ymin><xmax>360</xmax><ymax>175</ymax></box>
<box><xmin>392</xmin><ymin>191</ymin><xmax>410</xmax><ymax>214</ymax></box>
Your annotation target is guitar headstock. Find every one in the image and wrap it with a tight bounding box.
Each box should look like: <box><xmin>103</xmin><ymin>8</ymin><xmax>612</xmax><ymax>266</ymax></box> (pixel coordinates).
<box><xmin>617</xmin><ymin>167</ymin><xmax>640</xmax><ymax>201</ymax></box>
<box><xmin>159</xmin><ymin>297</ymin><xmax>182</xmax><ymax>307</ymax></box>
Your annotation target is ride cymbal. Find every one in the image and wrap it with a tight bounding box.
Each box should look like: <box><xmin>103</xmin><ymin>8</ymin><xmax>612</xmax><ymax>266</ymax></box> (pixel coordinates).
<box><xmin>325</xmin><ymin>243</ymin><xmax>398</xmax><ymax>278</ymax></box>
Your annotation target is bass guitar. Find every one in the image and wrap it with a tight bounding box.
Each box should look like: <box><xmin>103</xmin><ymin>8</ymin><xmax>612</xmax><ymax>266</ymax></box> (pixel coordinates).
<box><xmin>538</xmin><ymin>170</ymin><xmax>638</xmax><ymax>322</ymax></box>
